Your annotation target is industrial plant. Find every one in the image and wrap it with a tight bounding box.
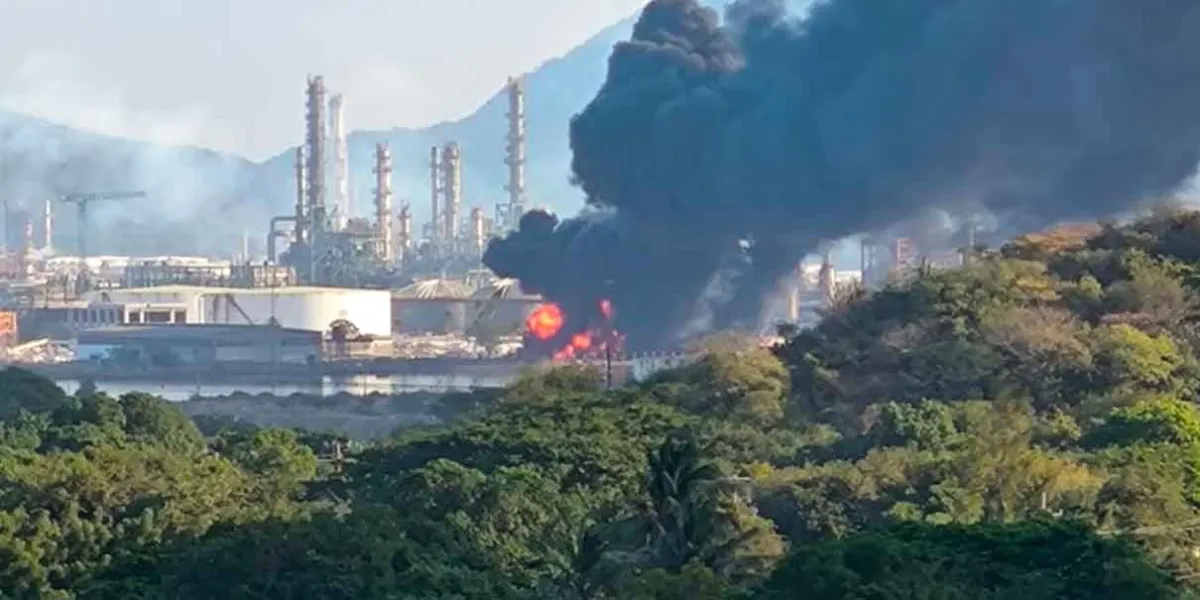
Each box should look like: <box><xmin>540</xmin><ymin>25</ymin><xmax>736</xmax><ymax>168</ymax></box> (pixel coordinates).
<box><xmin>0</xmin><ymin>71</ymin><xmax>951</xmax><ymax>384</ymax></box>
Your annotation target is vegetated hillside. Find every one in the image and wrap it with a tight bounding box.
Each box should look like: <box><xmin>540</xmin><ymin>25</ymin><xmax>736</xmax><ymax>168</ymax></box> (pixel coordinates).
<box><xmin>4</xmin><ymin>209</ymin><xmax>1200</xmax><ymax>597</ymax></box>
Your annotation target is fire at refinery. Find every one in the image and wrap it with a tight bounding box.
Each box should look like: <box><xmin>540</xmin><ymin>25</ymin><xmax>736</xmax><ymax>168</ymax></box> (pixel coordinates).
<box><xmin>525</xmin><ymin>299</ymin><xmax>623</xmax><ymax>362</ymax></box>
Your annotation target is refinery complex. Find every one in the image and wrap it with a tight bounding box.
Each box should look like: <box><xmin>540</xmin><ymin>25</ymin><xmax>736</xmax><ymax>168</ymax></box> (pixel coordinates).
<box><xmin>0</xmin><ymin>73</ymin><xmax>950</xmax><ymax>384</ymax></box>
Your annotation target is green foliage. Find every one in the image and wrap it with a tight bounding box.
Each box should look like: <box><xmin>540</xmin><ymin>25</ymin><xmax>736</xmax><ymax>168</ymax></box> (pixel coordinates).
<box><xmin>756</xmin><ymin>520</ymin><xmax>1180</xmax><ymax>599</ymax></box>
<box><xmin>9</xmin><ymin>211</ymin><xmax>1200</xmax><ymax>596</ymax></box>
<box><xmin>116</xmin><ymin>393</ymin><xmax>206</xmax><ymax>454</ymax></box>
<box><xmin>0</xmin><ymin>367</ymin><xmax>69</xmax><ymax>421</ymax></box>
<box><xmin>218</xmin><ymin>428</ymin><xmax>318</xmax><ymax>499</ymax></box>
<box><xmin>619</xmin><ymin>561</ymin><xmax>731</xmax><ymax>599</ymax></box>
<box><xmin>649</xmin><ymin>338</ymin><xmax>789</xmax><ymax>426</ymax></box>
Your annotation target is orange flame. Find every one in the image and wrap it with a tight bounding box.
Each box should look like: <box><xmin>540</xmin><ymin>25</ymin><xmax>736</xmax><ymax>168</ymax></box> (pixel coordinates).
<box><xmin>526</xmin><ymin>303</ymin><xmax>564</xmax><ymax>340</ymax></box>
<box><xmin>571</xmin><ymin>332</ymin><xmax>592</xmax><ymax>351</ymax></box>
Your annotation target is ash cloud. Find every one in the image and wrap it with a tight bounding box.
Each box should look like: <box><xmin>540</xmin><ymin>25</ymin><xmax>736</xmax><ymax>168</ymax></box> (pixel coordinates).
<box><xmin>489</xmin><ymin>0</ymin><xmax>1200</xmax><ymax>351</ymax></box>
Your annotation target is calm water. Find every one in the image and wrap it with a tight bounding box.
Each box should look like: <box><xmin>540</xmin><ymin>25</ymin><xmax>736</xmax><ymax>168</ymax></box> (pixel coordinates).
<box><xmin>54</xmin><ymin>373</ymin><xmax>514</xmax><ymax>401</ymax></box>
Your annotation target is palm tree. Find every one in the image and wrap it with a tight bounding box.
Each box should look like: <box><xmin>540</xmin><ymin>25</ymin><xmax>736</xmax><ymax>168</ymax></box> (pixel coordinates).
<box><xmin>645</xmin><ymin>434</ymin><xmax>722</xmax><ymax>570</ymax></box>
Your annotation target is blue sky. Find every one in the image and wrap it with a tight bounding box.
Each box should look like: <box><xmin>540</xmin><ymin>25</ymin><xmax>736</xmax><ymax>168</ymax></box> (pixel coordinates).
<box><xmin>0</xmin><ymin>0</ymin><xmax>647</xmax><ymax>159</ymax></box>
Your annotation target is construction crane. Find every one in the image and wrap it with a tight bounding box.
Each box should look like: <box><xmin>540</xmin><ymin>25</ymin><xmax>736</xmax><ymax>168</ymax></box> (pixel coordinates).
<box><xmin>59</xmin><ymin>191</ymin><xmax>146</xmax><ymax>269</ymax></box>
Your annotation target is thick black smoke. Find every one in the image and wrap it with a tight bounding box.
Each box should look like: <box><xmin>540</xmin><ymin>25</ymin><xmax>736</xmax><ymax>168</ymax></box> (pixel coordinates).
<box><xmin>485</xmin><ymin>0</ymin><xmax>1200</xmax><ymax>351</ymax></box>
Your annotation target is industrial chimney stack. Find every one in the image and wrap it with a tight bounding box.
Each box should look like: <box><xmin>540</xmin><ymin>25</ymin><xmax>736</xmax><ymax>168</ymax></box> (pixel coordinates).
<box><xmin>304</xmin><ymin>76</ymin><xmax>327</xmax><ymax>236</ymax></box>
<box><xmin>397</xmin><ymin>205</ymin><xmax>412</xmax><ymax>263</ymax></box>
<box><xmin>373</xmin><ymin>143</ymin><xmax>394</xmax><ymax>264</ymax></box>
<box><xmin>441</xmin><ymin>142</ymin><xmax>462</xmax><ymax>249</ymax></box>
<box><xmin>429</xmin><ymin>146</ymin><xmax>441</xmax><ymax>244</ymax></box>
<box><xmin>293</xmin><ymin>147</ymin><xmax>307</xmax><ymax>244</ymax></box>
<box><xmin>504</xmin><ymin>75</ymin><xmax>526</xmax><ymax>228</ymax></box>
<box><xmin>329</xmin><ymin>93</ymin><xmax>349</xmax><ymax>229</ymax></box>
<box><xmin>470</xmin><ymin>207</ymin><xmax>485</xmax><ymax>256</ymax></box>
<box><xmin>42</xmin><ymin>197</ymin><xmax>52</xmax><ymax>253</ymax></box>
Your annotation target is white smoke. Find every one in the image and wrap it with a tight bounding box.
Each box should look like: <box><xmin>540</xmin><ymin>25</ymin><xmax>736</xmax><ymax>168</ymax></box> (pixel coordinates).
<box><xmin>2</xmin><ymin>51</ymin><xmax>227</xmax><ymax>150</ymax></box>
<box><xmin>0</xmin><ymin>51</ymin><xmax>255</xmax><ymax>255</ymax></box>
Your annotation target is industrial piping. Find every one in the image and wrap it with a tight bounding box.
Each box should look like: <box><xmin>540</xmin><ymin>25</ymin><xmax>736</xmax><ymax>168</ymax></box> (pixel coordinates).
<box><xmin>267</xmin><ymin>216</ymin><xmax>297</xmax><ymax>263</ymax></box>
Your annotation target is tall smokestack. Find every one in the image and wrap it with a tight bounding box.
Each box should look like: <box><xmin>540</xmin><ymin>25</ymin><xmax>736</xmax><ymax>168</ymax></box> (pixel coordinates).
<box><xmin>373</xmin><ymin>143</ymin><xmax>394</xmax><ymax>263</ymax></box>
<box><xmin>42</xmin><ymin>197</ymin><xmax>52</xmax><ymax>253</ymax></box>
<box><xmin>429</xmin><ymin>146</ymin><xmax>441</xmax><ymax>244</ymax></box>
<box><xmin>305</xmin><ymin>75</ymin><xmax>327</xmax><ymax>236</ymax></box>
<box><xmin>504</xmin><ymin>75</ymin><xmax>526</xmax><ymax>229</ymax></box>
<box><xmin>329</xmin><ymin>93</ymin><xmax>349</xmax><ymax>228</ymax></box>
<box><xmin>294</xmin><ymin>147</ymin><xmax>307</xmax><ymax>244</ymax></box>
<box><xmin>441</xmin><ymin>142</ymin><xmax>462</xmax><ymax>248</ymax></box>
<box><xmin>397</xmin><ymin>205</ymin><xmax>412</xmax><ymax>263</ymax></box>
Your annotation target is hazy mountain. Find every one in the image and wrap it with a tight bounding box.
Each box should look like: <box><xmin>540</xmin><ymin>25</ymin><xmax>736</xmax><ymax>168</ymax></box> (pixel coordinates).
<box><xmin>0</xmin><ymin>13</ymin><xmax>635</xmax><ymax>257</ymax></box>
<box><xmin>0</xmin><ymin>108</ymin><xmax>257</xmax><ymax>256</ymax></box>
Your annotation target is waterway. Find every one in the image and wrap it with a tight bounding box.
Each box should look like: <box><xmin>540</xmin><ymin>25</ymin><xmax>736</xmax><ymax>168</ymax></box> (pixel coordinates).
<box><xmin>54</xmin><ymin>372</ymin><xmax>515</xmax><ymax>402</ymax></box>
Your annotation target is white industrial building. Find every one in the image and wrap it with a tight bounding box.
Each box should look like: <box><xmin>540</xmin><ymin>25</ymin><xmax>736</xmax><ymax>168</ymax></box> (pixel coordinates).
<box><xmin>86</xmin><ymin>285</ymin><xmax>391</xmax><ymax>337</ymax></box>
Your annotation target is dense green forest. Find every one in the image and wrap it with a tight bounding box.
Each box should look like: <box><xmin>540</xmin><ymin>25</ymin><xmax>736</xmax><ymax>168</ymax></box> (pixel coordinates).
<box><xmin>10</xmin><ymin>211</ymin><xmax>1200</xmax><ymax>597</ymax></box>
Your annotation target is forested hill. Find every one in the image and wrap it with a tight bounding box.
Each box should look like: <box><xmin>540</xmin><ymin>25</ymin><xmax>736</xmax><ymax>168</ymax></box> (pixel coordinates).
<box><xmin>8</xmin><ymin>210</ymin><xmax>1200</xmax><ymax>597</ymax></box>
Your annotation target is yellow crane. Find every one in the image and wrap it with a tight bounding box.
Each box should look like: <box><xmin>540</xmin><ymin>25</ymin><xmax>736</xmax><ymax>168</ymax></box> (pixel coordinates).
<box><xmin>59</xmin><ymin>190</ymin><xmax>146</xmax><ymax>267</ymax></box>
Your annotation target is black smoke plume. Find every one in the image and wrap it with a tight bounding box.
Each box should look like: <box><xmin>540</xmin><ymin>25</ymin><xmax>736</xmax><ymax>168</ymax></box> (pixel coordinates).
<box><xmin>485</xmin><ymin>0</ymin><xmax>1200</xmax><ymax>352</ymax></box>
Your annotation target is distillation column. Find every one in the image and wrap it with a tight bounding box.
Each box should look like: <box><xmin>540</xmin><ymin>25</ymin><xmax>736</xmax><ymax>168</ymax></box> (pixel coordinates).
<box><xmin>373</xmin><ymin>143</ymin><xmax>394</xmax><ymax>263</ymax></box>
<box><xmin>429</xmin><ymin>146</ymin><xmax>441</xmax><ymax>245</ymax></box>
<box><xmin>397</xmin><ymin>206</ymin><xmax>412</xmax><ymax>263</ymax></box>
<box><xmin>441</xmin><ymin>143</ymin><xmax>462</xmax><ymax>250</ymax></box>
<box><xmin>305</xmin><ymin>76</ymin><xmax>327</xmax><ymax>237</ymax></box>
<box><xmin>293</xmin><ymin>147</ymin><xmax>307</xmax><ymax>244</ymax></box>
<box><xmin>42</xmin><ymin>197</ymin><xmax>52</xmax><ymax>253</ymax></box>
<box><xmin>470</xmin><ymin>207</ymin><xmax>485</xmax><ymax>257</ymax></box>
<box><xmin>504</xmin><ymin>75</ymin><xmax>526</xmax><ymax>229</ymax></box>
<box><xmin>329</xmin><ymin>93</ymin><xmax>349</xmax><ymax>228</ymax></box>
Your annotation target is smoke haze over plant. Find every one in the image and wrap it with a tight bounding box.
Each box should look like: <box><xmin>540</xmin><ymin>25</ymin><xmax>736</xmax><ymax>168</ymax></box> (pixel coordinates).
<box><xmin>484</xmin><ymin>0</ymin><xmax>1200</xmax><ymax>351</ymax></box>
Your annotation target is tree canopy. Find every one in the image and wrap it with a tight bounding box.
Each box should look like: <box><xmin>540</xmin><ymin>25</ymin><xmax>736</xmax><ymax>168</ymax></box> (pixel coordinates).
<box><xmin>9</xmin><ymin>210</ymin><xmax>1200</xmax><ymax>597</ymax></box>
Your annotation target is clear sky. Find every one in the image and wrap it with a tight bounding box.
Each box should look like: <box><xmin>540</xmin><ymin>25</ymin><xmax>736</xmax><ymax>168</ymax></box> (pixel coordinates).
<box><xmin>0</xmin><ymin>0</ymin><xmax>647</xmax><ymax>160</ymax></box>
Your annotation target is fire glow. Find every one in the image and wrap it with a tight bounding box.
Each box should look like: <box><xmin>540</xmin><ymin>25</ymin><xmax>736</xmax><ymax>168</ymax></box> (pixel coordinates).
<box><xmin>525</xmin><ymin>303</ymin><xmax>564</xmax><ymax>340</ymax></box>
<box><xmin>526</xmin><ymin>299</ymin><xmax>622</xmax><ymax>362</ymax></box>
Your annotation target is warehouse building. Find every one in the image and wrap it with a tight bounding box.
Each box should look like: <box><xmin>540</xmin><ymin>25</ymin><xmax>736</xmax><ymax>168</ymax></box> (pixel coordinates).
<box><xmin>75</xmin><ymin>324</ymin><xmax>322</xmax><ymax>365</ymax></box>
